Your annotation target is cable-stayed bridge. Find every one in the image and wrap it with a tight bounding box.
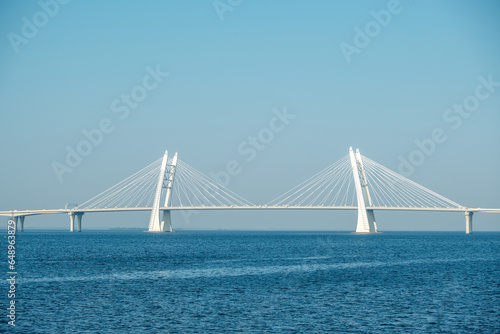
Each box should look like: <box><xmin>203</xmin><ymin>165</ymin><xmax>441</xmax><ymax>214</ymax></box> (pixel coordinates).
<box><xmin>2</xmin><ymin>147</ymin><xmax>499</xmax><ymax>234</ymax></box>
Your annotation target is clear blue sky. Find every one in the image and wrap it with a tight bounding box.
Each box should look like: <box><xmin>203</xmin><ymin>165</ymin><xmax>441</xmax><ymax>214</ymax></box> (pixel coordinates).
<box><xmin>1</xmin><ymin>0</ymin><xmax>499</xmax><ymax>231</ymax></box>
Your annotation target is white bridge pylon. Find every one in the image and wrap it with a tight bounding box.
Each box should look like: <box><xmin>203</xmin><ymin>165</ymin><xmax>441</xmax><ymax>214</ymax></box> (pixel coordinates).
<box><xmin>148</xmin><ymin>151</ymin><xmax>178</xmax><ymax>232</ymax></box>
<box><xmin>350</xmin><ymin>147</ymin><xmax>377</xmax><ymax>233</ymax></box>
<box><xmin>77</xmin><ymin>150</ymin><xmax>255</xmax><ymax>232</ymax></box>
<box><xmin>267</xmin><ymin>147</ymin><xmax>463</xmax><ymax>233</ymax></box>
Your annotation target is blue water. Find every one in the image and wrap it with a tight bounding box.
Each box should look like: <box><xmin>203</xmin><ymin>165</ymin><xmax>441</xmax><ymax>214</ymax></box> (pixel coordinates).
<box><xmin>3</xmin><ymin>230</ymin><xmax>500</xmax><ymax>333</ymax></box>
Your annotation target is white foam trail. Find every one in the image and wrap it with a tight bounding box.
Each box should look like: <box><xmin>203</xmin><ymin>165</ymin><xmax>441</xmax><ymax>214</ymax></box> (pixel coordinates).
<box><xmin>13</xmin><ymin>257</ymin><xmax>493</xmax><ymax>284</ymax></box>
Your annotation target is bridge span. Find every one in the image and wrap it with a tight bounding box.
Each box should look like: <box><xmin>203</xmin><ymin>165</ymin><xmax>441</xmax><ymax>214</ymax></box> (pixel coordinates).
<box><xmin>3</xmin><ymin>147</ymin><xmax>499</xmax><ymax>233</ymax></box>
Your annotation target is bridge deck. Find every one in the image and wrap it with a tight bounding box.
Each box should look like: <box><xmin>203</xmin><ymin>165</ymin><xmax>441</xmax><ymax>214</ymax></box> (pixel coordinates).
<box><xmin>2</xmin><ymin>206</ymin><xmax>500</xmax><ymax>217</ymax></box>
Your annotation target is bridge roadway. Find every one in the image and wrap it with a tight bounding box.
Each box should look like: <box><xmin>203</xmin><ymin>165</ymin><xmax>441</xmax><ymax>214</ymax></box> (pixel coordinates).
<box><xmin>2</xmin><ymin>206</ymin><xmax>500</xmax><ymax>217</ymax></box>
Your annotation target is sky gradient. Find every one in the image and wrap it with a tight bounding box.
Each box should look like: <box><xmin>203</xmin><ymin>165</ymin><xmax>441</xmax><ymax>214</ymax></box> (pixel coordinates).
<box><xmin>1</xmin><ymin>0</ymin><xmax>499</xmax><ymax>231</ymax></box>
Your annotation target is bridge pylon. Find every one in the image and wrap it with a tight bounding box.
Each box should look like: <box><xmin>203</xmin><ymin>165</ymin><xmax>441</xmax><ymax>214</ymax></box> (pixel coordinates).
<box><xmin>161</xmin><ymin>152</ymin><xmax>178</xmax><ymax>232</ymax></box>
<box><xmin>147</xmin><ymin>151</ymin><xmax>178</xmax><ymax>232</ymax></box>
<box><xmin>349</xmin><ymin>147</ymin><xmax>378</xmax><ymax>233</ymax></box>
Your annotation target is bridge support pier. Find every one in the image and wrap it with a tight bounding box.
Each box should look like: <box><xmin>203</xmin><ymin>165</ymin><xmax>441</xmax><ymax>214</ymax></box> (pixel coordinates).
<box><xmin>465</xmin><ymin>211</ymin><xmax>473</xmax><ymax>234</ymax></box>
<box><xmin>11</xmin><ymin>216</ymin><xmax>18</xmax><ymax>232</ymax></box>
<box><xmin>69</xmin><ymin>212</ymin><xmax>84</xmax><ymax>232</ymax></box>
<box><xmin>18</xmin><ymin>216</ymin><xmax>24</xmax><ymax>232</ymax></box>
<box><xmin>69</xmin><ymin>213</ymin><xmax>75</xmax><ymax>232</ymax></box>
<box><xmin>76</xmin><ymin>213</ymin><xmax>84</xmax><ymax>232</ymax></box>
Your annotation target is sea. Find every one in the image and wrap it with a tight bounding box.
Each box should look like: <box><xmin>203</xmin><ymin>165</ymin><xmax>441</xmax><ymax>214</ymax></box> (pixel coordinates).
<box><xmin>3</xmin><ymin>230</ymin><xmax>500</xmax><ymax>333</ymax></box>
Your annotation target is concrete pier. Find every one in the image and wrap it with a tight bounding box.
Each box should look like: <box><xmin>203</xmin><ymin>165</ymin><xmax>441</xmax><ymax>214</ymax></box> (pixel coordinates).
<box><xmin>69</xmin><ymin>213</ymin><xmax>75</xmax><ymax>232</ymax></box>
<box><xmin>76</xmin><ymin>213</ymin><xmax>84</xmax><ymax>232</ymax></box>
<box><xmin>465</xmin><ymin>211</ymin><xmax>473</xmax><ymax>234</ymax></box>
<box><xmin>69</xmin><ymin>212</ymin><xmax>84</xmax><ymax>232</ymax></box>
<box><xmin>18</xmin><ymin>216</ymin><xmax>25</xmax><ymax>232</ymax></box>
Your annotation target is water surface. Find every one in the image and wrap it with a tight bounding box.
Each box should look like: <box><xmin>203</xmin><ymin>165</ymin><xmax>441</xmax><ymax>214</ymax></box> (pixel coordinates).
<box><xmin>4</xmin><ymin>230</ymin><xmax>500</xmax><ymax>333</ymax></box>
